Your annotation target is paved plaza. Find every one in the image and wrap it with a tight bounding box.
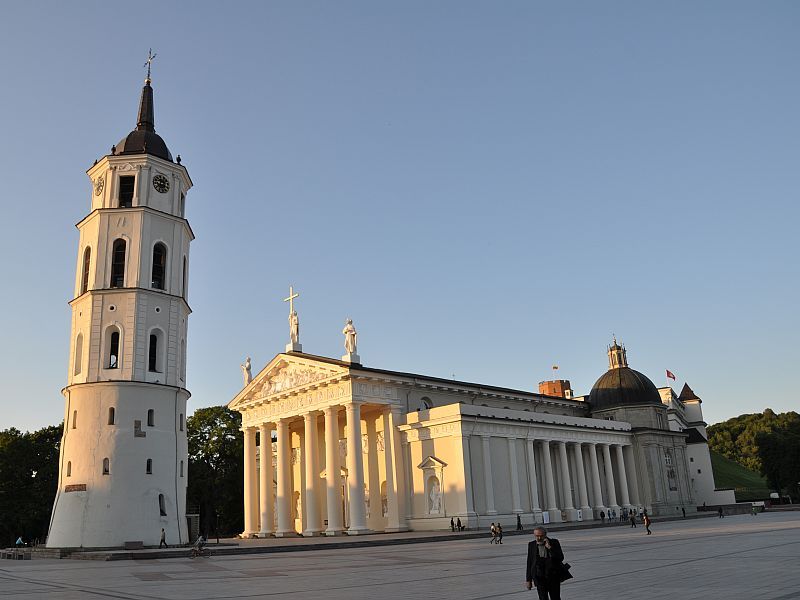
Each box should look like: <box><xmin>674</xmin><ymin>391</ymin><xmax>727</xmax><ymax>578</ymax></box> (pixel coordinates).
<box><xmin>2</xmin><ymin>512</ymin><xmax>798</xmax><ymax>600</ymax></box>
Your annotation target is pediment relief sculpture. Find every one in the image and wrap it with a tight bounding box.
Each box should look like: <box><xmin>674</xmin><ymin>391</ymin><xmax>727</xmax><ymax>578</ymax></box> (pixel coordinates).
<box><xmin>252</xmin><ymin>363</ymin><xmax>337</xmax><ymax>398</ymax></box>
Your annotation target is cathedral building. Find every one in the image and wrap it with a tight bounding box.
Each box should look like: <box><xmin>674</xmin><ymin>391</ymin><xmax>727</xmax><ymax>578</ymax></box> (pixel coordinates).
<box><xmin>47</xmin><ymin>68</ymin><xmax>193</xmax><ymax>548</ymax></box>
<box><xmin>229</xmin><ymin>337</ymin><xmax>730</xmax><ymax>535</ymax></box>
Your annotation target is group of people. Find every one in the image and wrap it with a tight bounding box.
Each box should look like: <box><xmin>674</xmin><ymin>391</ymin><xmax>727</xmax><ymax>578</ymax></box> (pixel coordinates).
<box><xmin>449</xmin><ymin>517</ymin><xmax>465</xmax><ymax>531</ymax></box>
<box><xmin>489</xmin><ymin>522</ymin><xmax>504</xmax><ymax>544</ymax></box>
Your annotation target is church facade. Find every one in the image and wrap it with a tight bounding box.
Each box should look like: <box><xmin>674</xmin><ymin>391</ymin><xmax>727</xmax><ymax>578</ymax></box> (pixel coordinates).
<box><xmin>229</xmin><ymin>339</ymin><xmax>728</xmax><ymax>535</ymax></box>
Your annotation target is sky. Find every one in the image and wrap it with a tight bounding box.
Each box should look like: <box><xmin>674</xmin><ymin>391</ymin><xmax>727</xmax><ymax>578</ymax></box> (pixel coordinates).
<box><xmin>1</xmin><ymin>1</ymin><xmax>798</xmax><ymax>432</ymax></box>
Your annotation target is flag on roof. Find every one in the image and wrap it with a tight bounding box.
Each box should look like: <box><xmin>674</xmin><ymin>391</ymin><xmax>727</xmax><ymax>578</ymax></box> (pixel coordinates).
<box><xmin>666</xmin><ymin>369</ymin><xmax>676</xmax><ymax>380</ymax></box>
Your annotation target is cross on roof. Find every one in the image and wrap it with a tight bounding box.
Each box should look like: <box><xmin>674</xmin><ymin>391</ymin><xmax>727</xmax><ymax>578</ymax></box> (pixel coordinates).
<box><xmin>144</xmin><ymin>49</ymin><xmax>157</xmax><ymax>81</ymax></box>
<box><xmin>284</xmin><ymin>285</ymin><xmax>299</xmax><ymax>314</ymax></box>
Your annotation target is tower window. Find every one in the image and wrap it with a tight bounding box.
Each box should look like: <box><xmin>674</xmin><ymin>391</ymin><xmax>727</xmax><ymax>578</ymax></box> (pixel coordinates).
<box><xmin>179</xmin><ymin>193</ymin><xmax>185</xmax><ymax>217</ymax></box>
<box><xmin>182</xmin><ymin>256</ymin><xmax>187</xmax><ymax>299</ymax></box>
<box><xmin>108</xmin><ymin>407</ymin><xmax>115</xmax><ymax>425</ymax></box>
<box><xmin>110</xmin><ymin>239</ymin><xmax>126</xmax><ymax>288</ymax></box>
<box><xmin>72</xmin><ymin>410</ymin><xmax>77</xmax><ymax>429</ymax></box>
<box><xmin>66</xmin><ymin>461</ymin><xmax>72</xmax><ymax>477</ymax></box>
<box><xmin>158</xmin><ymin>493</ymin><xmax>167</xmax><ymax>516</ymax></box>
<box><xmin>108</xmin><ymin>328</ymin><xmax>120</xmax><ymax>369</ymax></box>
<box><xmin>151</xmin><ymin>243</ymin><xmax>167</xmax><ymax>290</ymax></box>
<box><xmin>179</xmin><ymin>413</ymin><xmax>184</xmax><ymax>431</ymax></box>
<box><xmin>102</xmin><ymin>458</ymin><xmax>110</xmax><ymax>475</ymax></box>
<box><xmin>81</xmin><ymin>247</ymin><xmax>91</xmax><ymax>294</ymax></box>
<box><xmin>147</xmin><ymin>409</ymin><xmax>155</xmax><ymax>427</ymax></box>
<box><xmin>148</xmin><ymin>333</ymin><xmax>160</xmax><ymax>372</ymax></box>
<box><xmin>146</xmin><ymin>459</ymin><xmax>153</xmax><ymax>474</ymax></box>
<box><xmin>118</xmin><ymin>176</ymin><xmax>135</xmax><ymax>208</ymax></box>
<box><xmin>180</xmin><ymin>460</ymin><xmax>184</xmax><ymax>477</ymax></box>
<box><xmin>73</xmin><ymin>333</ymin><xmax>83</xmax><ymax>376</ymax></box>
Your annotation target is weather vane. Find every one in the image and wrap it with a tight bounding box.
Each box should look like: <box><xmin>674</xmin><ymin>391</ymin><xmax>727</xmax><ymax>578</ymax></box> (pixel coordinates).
<box><xmin>144</xmin><ymin>49</ymin><xmax>157</xmax><ymax>81</ymax></box>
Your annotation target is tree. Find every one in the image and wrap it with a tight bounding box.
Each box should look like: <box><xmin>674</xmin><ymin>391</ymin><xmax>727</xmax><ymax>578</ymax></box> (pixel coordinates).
<box><xmin>186</xmin><ymin>407</ymin><xmax>244</xmax><ymax>538</ymax></box>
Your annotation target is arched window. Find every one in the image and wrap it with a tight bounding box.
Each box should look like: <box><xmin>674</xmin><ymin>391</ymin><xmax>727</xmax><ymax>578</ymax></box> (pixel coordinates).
<box><xmin>158</xmin><ymin>493</ymin><xmax>167</xmax><ymax>516</ymax></box>
<box><xmin>72</xmin><ymin>410</ymin><xmax>77</xmax><ymax>429</ymax></box>
<box><xmin>148</xmin><ymin>333</ymin><xmax>160</xmax><ymax>372</ymax></box>
<box><xmin>102</xmin><ymin>458</ymin><xmax>110</xmax><ymax>475</ymax></box>
<box><xmin>146</xmin><ymin>459</ymin><xmax>152</xmax><ymax>474</ymax></box>
<box><xmin>180</xmin><ymin>460</ymin><xmax>184</xmax><ymax>477</ymax></box>
<box><xmin>179</xmin><ymin>193</ymin><xmax>185</xmax><ymax>217</ymax></box>
<box><xmin>81</xmin><ymin>247</ymin><xmax>91</xmax><ymax>294</ymax></box>
<box><xmin>110</xmin><ymin>239</ymin><xmax>126</xmax><ymax>288</ymax></box>
<box><xmin>147</xmin><ymin>409</ymin><xmax>155</xmax><ymax>427</ymax></box>
<box><xmin>73</xmin><ymin>333</ymin><xmax>83</xmax><ymax>376</ymax></box>
<box><xmin>107</xmin><ymin>327</ymin><xmax>120</xmax><ymax>369</ymax></box>
<box><xmin>108</xmin><ymin>407</ymin><xmax>115</xmax><ymax>425</ymax></box>
<box><xmin>151</xmin><ymin>243</ymin><xmax>167</xmax><ymax>290</ymax></box>
<box><xmin>420</xmin><ymin>397</ymin><xmax>433</xmax><ymax>410</ymax></box>
<box><xmin>118</xmin><ymin>175</ymin><xmax>135</xmax><ymax>208</ymax></box>
<box><xmin>66</xmin><ymin>461</ymin><xmax>72</xmax><ymax>477</ymax></box>
<box><xmin>180</xmin><ymin>339</ymin><xmax>187</xmax><ymax>381</ymax></box>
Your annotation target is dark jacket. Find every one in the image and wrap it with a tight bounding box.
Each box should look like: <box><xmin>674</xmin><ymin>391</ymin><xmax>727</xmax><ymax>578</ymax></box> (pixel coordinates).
<box><xmin>526</xmin><ymin>538</ymin><xmax>566</xmax><ymax>585</ymax></box>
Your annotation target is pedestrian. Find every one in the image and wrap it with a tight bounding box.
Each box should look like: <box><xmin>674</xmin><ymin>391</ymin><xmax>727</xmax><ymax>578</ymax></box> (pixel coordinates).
<box><xmin>718</xmin><ymin>507</ymin><xmax>724</xmax><ymax>518</ymax></box>
<box><xmin>457</xmin><ymin>517</ymin><xmax>463</xmax><ymax>531</ymax></box>
<box><xmin>159</xmin><ymin>528</ymin><xmax>167</xmax><ymax>548</ymax></box>
<box><xmin>681</xmin><ymin>507</ymin><xmax>686</xmax><ymax>518</ymax></box>
<box><xmin>490</xmin><ymin>523</ymin><xmax>497</xmax><ymax>543</ymax></box>
<box><xmin>639</xmin><ymin>507</ymin><xmax>644</xmax><ymax>518</ymax></box>
<box><xmin>450</xmin><ymin>517</ymin><xmax>455</xmax><ymax>532</ymax></box>
<box><xmin>630</xmin><ymin>513</ymin><xmax>637</xmax><ymax>528</ymax></box>
<box><xmin>517</xmin><ymin>514</ymin><xmax>523</xmax><ymax>531</ymax></box>
<box><xmin>496</xmin><ymin>524</ymin><xmax>503</xmax><ymax>544</ymax></box>
<box><xmin>751</xmin><ymin>505</ymin><xmax>758</xmax><ymax>516</ymax></box>
<box><xmin>644</xmin><ymin>514</ymin><xmax>652</xmax><ymax>535</ymax></box>
<box><xmin>600</xmin><ymin>510</ymin><xmax>605</xmax><ymax>524</ymax></box>
<box><xmin>526</xmin><ymin>526</ymin><xmax>571</xmax><ymax>599</ymax></box>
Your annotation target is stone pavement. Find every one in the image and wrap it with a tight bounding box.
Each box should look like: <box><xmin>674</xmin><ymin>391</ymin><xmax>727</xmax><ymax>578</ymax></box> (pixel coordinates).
<box><xmin>1</xmin><ymin>512</ymin><xmax>798</xmax><ymax>599</ymax></box>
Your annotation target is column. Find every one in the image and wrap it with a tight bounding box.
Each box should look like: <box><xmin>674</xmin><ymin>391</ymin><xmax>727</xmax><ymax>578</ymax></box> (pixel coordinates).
<box><xmin>258</xmin><ymin>423</ymin><xmax>274</xmax><ymax>536</ymax></box>
<box><xmin>365</xmin><ymin>415</ymin><xmax>380</xmax><ymax>529</ymax></box>
<box><xmin>324</xmin><ymin>406</ymin><xmax>344</xmax><ymax>535</ymax></box>
<box><xmin>480</xmin><ymin>435</ymin><xmax>497</xmax><ymax>515</ymax></box>
<box><xmin>345</xmin><ymin>402</ymin><xmax>369</xmax><ymax>534</ymax></box>
<box><xmin>615</xmin><ymin>444</ymin><xmax>631</xmax><ymax>508</ymax></box>
<box><xmin>508</xmin><ymin>438</ymin><xmax>522</xmax><ymax>514</ymax></box>
<box><xmin>242</xmin><ymin>426</ymin><xmax>258</xmax><ymax>536</ymax></box>
<box><xmin>383</xmin><ymin>407</ymin><xmax>408</xmax><ymax>531</ymax></box>
<box><xmin>623</xmin><ymin>445</ymin><xmax>641</xmax><ymax>506</ymax></box>
<box><xmin>572</xmin><ymin>443</ymin><xmax>591</xmax><ymax>516</ymax></box>
<box><xmin>525</xmin><ymin>439</ymin><xmax>543</xmax><ymax>521</ymax></box>
<box><xmin>275</xmin><ymin>418</ymin><xmax>295</xmax><ymax>537</ymax></box>
<box><xmin>455</xmin><ymin>433</ymin><xmax>477</xmax><ymax>522</ymax></box>
<box><xmin>539</xmin><ymin>440</ymin><xmax>560</xmax><ymax>522</ymax></box>
<box><xmin>602</xmin><ymin>443</ymin><xmax>620</xmax><ymax>511</ymax></box>
<box><xmin>557</xmin><ymin>441</ymin><xmax>577</xmax><ymax>521</ymax></box>
<box><xmin>302</xmin><ymin>413</ymin><xmax>322</xmax><ymax>535</ymax></box>
<box><xmin>588</xmin><ymin>443</ymin><xmax>606</xmax><ymax>513</ymax></box>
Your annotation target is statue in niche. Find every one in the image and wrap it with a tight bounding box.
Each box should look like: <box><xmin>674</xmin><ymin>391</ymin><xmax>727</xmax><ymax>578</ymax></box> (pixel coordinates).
<box><xmin>289</xmin><ymin>311</ymin><xmax>300</xmax><ymax>344</ymax></box>
<box><xmin>240</xmin><ymin>357</ymin><xmax>252</xmax><ymax>386</ymax></box>
<box><xmin>429</xmin><ymin>477</ymin><xmax>442</xmax><ymax>514</ymax></box>
<box><xmin>342</xmin><ymin>319</ymin><xmax>358</xmax><ymax>354</ymax></box>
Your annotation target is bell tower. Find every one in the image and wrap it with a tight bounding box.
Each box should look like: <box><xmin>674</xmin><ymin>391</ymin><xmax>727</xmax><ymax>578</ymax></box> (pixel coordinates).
<box><xmin>48</xmin><ymin>64</ymin><xmax>193</xmax><ymax>548</ymax></box>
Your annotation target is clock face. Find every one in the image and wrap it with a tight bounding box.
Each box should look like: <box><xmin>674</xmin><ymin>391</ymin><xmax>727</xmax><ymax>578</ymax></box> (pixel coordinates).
<box><xmin>94</xmin><ymin>177</ymin><xmax>105</xmax><ymax>196</ymax></box>
<box><xmin>153</xmin><ymin>174</ymin><xmax>170</xmax><ymax>193</ymax></box>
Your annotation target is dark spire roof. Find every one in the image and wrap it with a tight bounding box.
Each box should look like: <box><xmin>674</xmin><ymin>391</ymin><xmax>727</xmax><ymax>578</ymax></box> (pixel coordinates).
<box><xmin>113</xmin><ymin>77</ymin><xmax>172</xmax><ymax>161</ymax></box>
<box><xmin>678</xmin><ymin>383</ymin><xmax>701</xmax><ymax>402</ymax></box>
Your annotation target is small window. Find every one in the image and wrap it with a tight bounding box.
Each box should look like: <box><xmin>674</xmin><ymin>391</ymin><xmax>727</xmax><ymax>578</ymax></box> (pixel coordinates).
<box><xmin>158</xmin><ymin>493</ymin><xmax>167</xmax><ymax>516</ymax></box>
<box><xmin>108</xmin><ymin>329</ymin><xmax>120</xmax><ymax>369</ymax></box>
<box><xmin>697</xmin><ymin>469</ymin><xmax>702</xmax><ymax>474</ymax></box>
<box><xmin>73</xmin><ymin>333</ymin><xmax>83</xmax><ymax>376</ymax></box>
<box><xmin>72</xmin><ymin>410</ymin><xmax>77</xmax><ymax>429</ymax></box>
<box><xmin>66</xmin><ymin>461</ymin><xmax>72</xmax><ymax>477</ymax></box>
<box><xmin>151</xmin><ymin>243</ymin><xmax>167</xmax><ymax>290</ymax></box>
<box><xmin>110</xmin><ymin>239</ymin><xmax>126</xmax><ymax>288</ymax></box>
<box><xmin>689</xmin><ymin>457</ymin><xmax>694</xmax><ymax>462</ymax></box>
<box><xmin>118</xmin><ymin>176</ymin><xmax>135</xmax><ymax>208</ymax></box>
<box><xmin>179</xmin><ymin>413</ymin><xmax>184</xmax><ymax>431</ymax></box>
<box><xmin>147</xmin><ymin>409</ymin><xmax>155</xmax><ymax>427</ymax></box>
<box><xmin>148</xmin><ymin>334</ymin><xmax>159</xmax><ymax>372</ymax></box>
<box><xmin>146</xmin><ymin>459</ymin><xmax>152</xmax><ymax>474</ymax></box>
<box><xmin>179</xmin><ymin>193</ymin><xmax>185</xmax><ymax>217</ymax></box>
<box><xmin>102</xmin><ymin>458</ymin><xmax>110</xmax><ymax>475</ymax></box>
<box><xmin>182</xmin><ymin>257</ymin><xmax>187</xmax><ymax>299</ymax></box>
<box><xmin>81</xmin><ymin>247</ymin><xmax>91</xmax><ymax>294</ymax></box>
<box><xmin>108</xmin><ymin>407</ymin><xmax>115</xmax><ymax>425</ymax></box>
<box><xmin>180</xmin><ymin>460</ymin><xmax>184</xmax><ymax>477</ymax></box>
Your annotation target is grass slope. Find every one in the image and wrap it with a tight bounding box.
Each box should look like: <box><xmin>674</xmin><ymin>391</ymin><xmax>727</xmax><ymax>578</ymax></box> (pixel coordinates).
<box><xmin>710</xmin><ymin>451</ymin><xmax>771</xmax><ymax>501</ymax></box>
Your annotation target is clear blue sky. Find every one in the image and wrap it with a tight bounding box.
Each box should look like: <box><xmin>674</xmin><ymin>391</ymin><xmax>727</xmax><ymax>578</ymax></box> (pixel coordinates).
<box><xmin>1</xmin><ymin>1</ymin><xmax>798</xmax><ymax>432</ymax></box>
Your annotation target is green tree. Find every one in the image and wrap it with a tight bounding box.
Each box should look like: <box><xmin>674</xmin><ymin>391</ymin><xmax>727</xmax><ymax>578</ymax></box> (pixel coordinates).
<box><xmin>186</xmin><ymin>407</ymin><xmax>244</xmax><ymax>538</ymax></box>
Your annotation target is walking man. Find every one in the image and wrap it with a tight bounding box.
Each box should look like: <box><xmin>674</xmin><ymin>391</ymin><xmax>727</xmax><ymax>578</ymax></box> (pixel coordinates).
<box><xmin>526</xmin><ymin>527</ymin><xmax>571</xmax><ymax>599</ymax></box>
<box><xmin>490</xmin><ymin>523</ymin><xmax>497</xmax><ymax>543</ymax></box>
<box><xmin>517</xmin><ymin>513</ymin><xmax>523</xmax><ymax>531</ymax></box>
<box><xmin>496</xmin><ymin>524</ymin><xmax>503</xmax><ymax>544</ymax></box>
<box><xmin>644</xmin><ymin>514</ymin><xmax>652</xmax><ymax>535</ymax></box>
<box><xmin>159</xmin><ymin>528</ymin><xmax>167</xmax><ymax>548</ymax></box>
<box><xmin>630</xmin><ymin>512</ymin><xmax>637</xmax><ymax>528</ymax></box>
<box><xmin>451</xmin><ymin>517</ymin><xmax>455</xmax><ymax>532</ymax></box>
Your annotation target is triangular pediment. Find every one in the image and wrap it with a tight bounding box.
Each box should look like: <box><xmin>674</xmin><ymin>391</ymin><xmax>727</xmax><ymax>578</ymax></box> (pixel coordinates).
<box><xmin>228</xmin><ymin>353</ymin><xmax>348</xmax><ymax>411</ymax></box>
<box><xmin>417</xmin><ymin>455</ymin><xmax>447</xmax><ymax>470</ymax></box>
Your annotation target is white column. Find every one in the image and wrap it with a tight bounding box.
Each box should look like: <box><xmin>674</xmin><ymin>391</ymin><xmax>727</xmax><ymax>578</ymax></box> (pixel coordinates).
<box><xmin>383</xmin><ymin>408</ymin><xmax>408</xmax><ymax>531</ymax></box>
<box><xmin>480</xmin><ymin>435</ymin><xmax>497</xmax><ymax>515</ymax></box>
<box><xmin>539</xmin><ymin>440</ymin><xmax>561</xmax><ymax>522</ymax></box>
<box><xmin>602</xmin><ymin>443</ymin><xmax>620</xmax><ymax>511</ymax></box>
<box><xmin>508</xmin><ymin>438</ymin><xmax>522</xmax><ymax>514</ymax></box>
<box><xmin>275</xmin><ymin>418</ymin><xmax>295</xmax><ymax>537</ymax></box>
<box><xmin>572</xmin><ymin>443</ymin><xmax>591</xmax><ymax>515</ymax></box>
<box><xmin>302</xmin><ymin>413</ymin><xmax>322</xmax><ymax>535</ymax></box>
<box><xmin>258</xmin><ymin>423</ymin><xmax>274</xmax><ymax>536</ymax></box>
<box><xmin>557</xmin><ymin>441</ymin><xmax>577</xmax><ymax>521</ymax></box>
<box><xmin>588</xmin><ymin>443</ymin><xmax>606</xmax><ymax>512</ymax></box>
<box><xmin>525</xmin><ymin>438</ymin><xmax>542</xmax><ymax>520</ymax></box>
<box><xmin>242</xmin><ymin>426</ymin><xmax>258</xmax><ymax>536</ymax></box>
<box><xmin>324</xmin><ymin>406</ymin><xmax>344</xmax><ymax>535</ymax></box>
<box><xmin>345</xmin><ymin>402</ymin><xmax>369</xmax><ymax>534</ymax></box>
<box><xmin>623</xmin><ymin>445</ymin><xmax>641</xmax><ymax>505</ymax></box>
<box><xmin>615</xmin><ymin>444</ymin><xmax>631</xmax><ymax>508</ymax></box>
<box><xmin>456</xmin><ymin>433</ymin><xmax>476</xmax><ymax>521</ymax></box>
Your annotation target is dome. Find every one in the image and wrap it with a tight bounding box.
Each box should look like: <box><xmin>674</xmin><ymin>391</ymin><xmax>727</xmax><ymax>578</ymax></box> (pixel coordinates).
<box><xmin>588</xmin><ymin>366</ymin><xmax>662</xmax><ymax>412</ymax></box>
<box><xmin>112</xmin><ymin>78</ymin><xmax>172</xmax><ymax>162</ymax></box>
